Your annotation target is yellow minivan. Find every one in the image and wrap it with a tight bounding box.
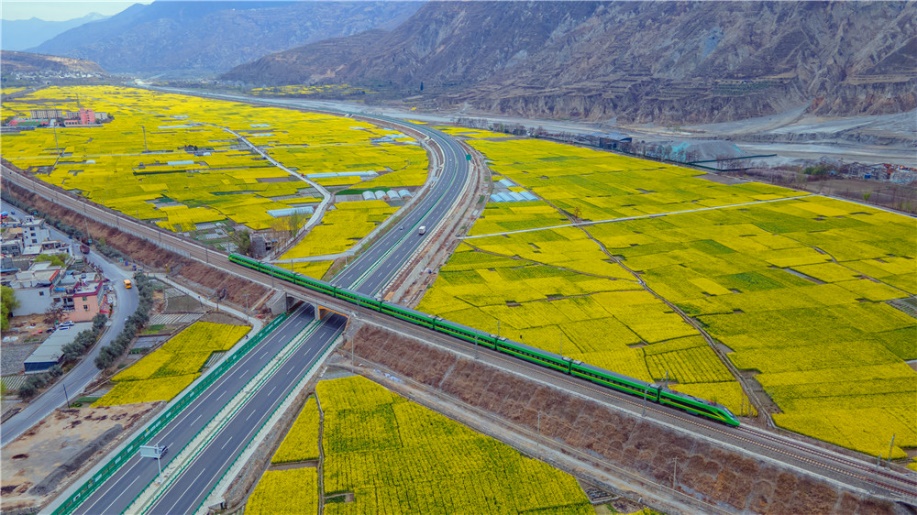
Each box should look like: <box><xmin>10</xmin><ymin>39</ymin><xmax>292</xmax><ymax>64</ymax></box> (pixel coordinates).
<box><xmin>124</xmin><ymin>279</ymin><xmax>132</xmax><ymax>289</ymax></box>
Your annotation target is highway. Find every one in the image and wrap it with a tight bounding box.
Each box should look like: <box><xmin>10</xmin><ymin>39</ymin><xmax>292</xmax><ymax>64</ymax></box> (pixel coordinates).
<box><xmin>333</xmin><ymin>120</ymin><xmax>468</xmax><ymax>293</ymax></box>
<box><xmin>18</xmin><ymin>96</ymin><xmax>472</xmax><ymax>514</ymax></box>
<box><xmin>68</xmin><ymin>306</ymin><xmax>338</xmax><ymax>515</ymax></box>
<box><xmin>7</xmin><ymin>97</ymin><xmax>915</xmax><ymax>511</ymax></box>
<box><xmin>1</xmin><ymin>231</ymin><xmax>138</xmax><ymax>446</ymax></box>
<box><xmin>122</xmin><ymin>119</ymin><xmax>468</xmax><ymax>515</ymax></box>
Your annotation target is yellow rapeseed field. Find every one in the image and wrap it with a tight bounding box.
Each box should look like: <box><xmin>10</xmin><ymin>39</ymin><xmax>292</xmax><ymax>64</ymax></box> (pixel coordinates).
<box><xmin>280</xmin><ymin>200</ymin><xmax>397</xmax><ymax>263</ymax></box>
<box><xmin>246</xmin><ymin>468</ymin><xmax>318</xmax><ymax>515</ymax></box>
<box><xmin>94</xmin><ymin>322</ymin><xmax>249</xmax><ymax>406</ymax></box>
<box><xmin>420</xmin><ymin>131</ymin><xmax>915</xmax><ymax>458</ymax></box>
<box><xmin>319</xmin><ymin>376</ymin><xmax>592</xmax><ymax>514</ymax></box>
<box><xmin>248</xmin><ymin>375</ymin><xmax>592</xmax><ymax>513</ymax></box>
<box><xmin>1</xmin><ymin>86</ymin><xmax>426</xmax><ymax>237</ymax></box>
<box><xmin>272</xmin><ymin>396</ymin><xmax>320</xmax><ymax>464</ymax></box>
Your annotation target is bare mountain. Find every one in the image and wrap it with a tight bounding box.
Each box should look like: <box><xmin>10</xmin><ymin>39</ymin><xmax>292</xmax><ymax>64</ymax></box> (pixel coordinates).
<box><xmin>223</xmin><ymin>1</ymin><xmax>917</xmax><ymax>124</ymax></box>
<box><xmin>32</xmin><ymin>1</ymin><xmax>421</xmax><ymax>77</ymax></box>
<box><xmin>1</xmin><ymin>51</ymin><xmax>106</xmax><ymax>76</ymax></box>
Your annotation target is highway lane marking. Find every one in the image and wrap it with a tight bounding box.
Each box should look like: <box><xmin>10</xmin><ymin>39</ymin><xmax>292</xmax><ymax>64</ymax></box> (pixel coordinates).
<box><xmin>268</xmin><ymin>386</ymin><xmax>277</xmax><ymax>396</ymax></box>
<box><xmin>77</xmin><ymin>309</ymin><xmax>311</xmax><ymax>509</ymax></box>
<box><xmin>81</xmin><ymin>474</ymin><xmax>140</xmax><ymax>515</ymax></box>
<box><xmin>220</xmin><ymin>436</ymin><xmax>234</xmax><ymax>450</ymax></box>
<box><xmin>158</xmin><ymin>466</ymin><xmax>209</xmax><ymax>515</ymax></box>
<box><xmin>182</xmin><ymin>325</ymin><xmax>342</xmax><ymax>513</ymax></box>
<box><xmin>344</xmin><ymin>139</ymin><xmax>465</xmax><ymax>290</ymax></box>
<box><xmin>131</xmin><ymin>317</ymin><xmax>322</xmax><ymax>513</ymax></box>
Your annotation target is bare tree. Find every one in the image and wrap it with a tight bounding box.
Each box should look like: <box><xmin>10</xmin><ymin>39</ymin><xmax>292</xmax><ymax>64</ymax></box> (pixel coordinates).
<box><xmin>287</xmin><ymin>210</ymin><xmax>307</xmax><ymax>238</ymax></box>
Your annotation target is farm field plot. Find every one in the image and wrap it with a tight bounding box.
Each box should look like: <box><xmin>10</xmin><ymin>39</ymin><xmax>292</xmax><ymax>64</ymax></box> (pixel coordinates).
<box><xmin>247</xmin><ymin>468</ymin><xmax>318</xmax><ymax>515</ymax></box>
<box><xmin>279</xmin><ymin>200</ymin><xmax>398</xmax><ymax>274</ymax></box>
<box><xmin>272</xmin><ymin>396</ymin><xmax>320</xmax><ymax>464</ymax></box>
<box><xmin>420</xmin><ymin>131</ymin><xmax>915</xmax><ymax>458</ymax></box>
<box><xmin>0</xmin><ymin>86</ymin><xmax>426</xmax><ymax>246</ymax></box>
<box><xmin>94</xmin><ymin>321</ymin><xmax>249</xmax><ymax>406</ymax></box>
<box><xmin>247</xmin><ymin>375</ymin><xmax>592</xmax><ymax>514</ymax></box>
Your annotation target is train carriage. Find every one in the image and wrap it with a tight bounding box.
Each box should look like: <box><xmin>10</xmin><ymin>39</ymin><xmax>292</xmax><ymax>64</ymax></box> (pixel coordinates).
<box><xmin>229</xmin><ymin>254</ymin><xmax>740</xmax><ymax>427</ymax></box>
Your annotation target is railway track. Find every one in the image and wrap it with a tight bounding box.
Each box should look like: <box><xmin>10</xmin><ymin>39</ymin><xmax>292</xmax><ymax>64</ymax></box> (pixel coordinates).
<box><xmin>363</xmin><ymin>313</ymin><xmax>917</xmax><ymax>503</ymax></box>
<box><xmin>7</xmin><ymin>140</ymin><xmax>917</xmax><ymax>510</ymax></box>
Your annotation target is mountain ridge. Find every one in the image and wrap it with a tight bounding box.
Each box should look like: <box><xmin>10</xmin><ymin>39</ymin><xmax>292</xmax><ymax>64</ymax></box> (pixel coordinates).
<box><xmin>1</xmin><ymin>51</ymin><xmax>107</xmax><ymax>76</ymax></box>
<box><xmin>223</xmin><ymin>1</ymin><xmax>917</xmax><ymax>124</ymax></box>
<box><xmin>32</xmin><ymin>1</ymin><xmax>422</xmax><ymax>77</ymax></box>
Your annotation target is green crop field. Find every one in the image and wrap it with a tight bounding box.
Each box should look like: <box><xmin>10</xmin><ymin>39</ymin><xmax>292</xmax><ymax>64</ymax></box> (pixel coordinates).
<box><xmin>419</xmin><ymin>131</ymin><xmax>916</xmax><ymax>459</ymax></box>
<box><xmin>246</xmin><ymin>375</ymin><xmax>592</xmax><ymax>514</ymax></box>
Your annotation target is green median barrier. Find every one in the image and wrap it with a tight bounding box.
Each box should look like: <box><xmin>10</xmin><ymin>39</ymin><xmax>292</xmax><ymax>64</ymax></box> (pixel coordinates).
<box><xmin>193</xmin><ymin>325</ymin><xmax>344</xmax><ymax>514</ymax></box>
<box><xmin>52</xmin><ymin>313</ymin><xmax>290</xmax><ymax>515</ymax></box>
<box><xmin>132</xmin><ymin>319</ymin><xmax>326</xmax><ymax>513</ymax></box>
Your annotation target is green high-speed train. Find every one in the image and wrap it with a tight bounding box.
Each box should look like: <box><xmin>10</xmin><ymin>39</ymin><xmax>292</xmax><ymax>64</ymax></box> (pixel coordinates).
<box><xmin>229</xmin><ymin>253</ymin><xmax>741</xmax><ymax>427</ymax></box>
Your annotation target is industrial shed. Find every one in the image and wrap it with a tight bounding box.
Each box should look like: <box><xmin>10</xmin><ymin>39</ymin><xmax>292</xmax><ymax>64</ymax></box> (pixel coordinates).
<box><xmin>23</xmin><ymin>322</ymin><xmax>93</xmax><ymax>374</ymax></box>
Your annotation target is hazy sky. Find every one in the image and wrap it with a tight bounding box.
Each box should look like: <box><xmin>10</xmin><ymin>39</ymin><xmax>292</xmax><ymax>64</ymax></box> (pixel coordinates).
<box><xmin>2</xmin><ymin>1</ymin><xmax>154</xmax><ymax>21</ymax></box>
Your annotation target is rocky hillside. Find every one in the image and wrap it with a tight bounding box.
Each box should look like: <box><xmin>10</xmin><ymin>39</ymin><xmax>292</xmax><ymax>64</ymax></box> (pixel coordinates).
<box><xmin>223</xmin><ymin>1</ymin><xmax>917</xmax><ymax>124</ymax></box>
<box><xmin>32</xmin><ymin>1</ymin><xmax>421</xmax><ymax>76</ymax></box>
<box><xmin>1</xmin><ymin>51</ymin><xmax>106</xmax><ymax>76</ymax></box>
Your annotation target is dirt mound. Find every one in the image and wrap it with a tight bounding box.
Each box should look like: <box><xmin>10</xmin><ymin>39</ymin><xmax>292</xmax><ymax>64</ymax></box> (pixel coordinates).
<box><xmin>1</xmin><ymin>404</ymin><xmax>154</xmax><ymax>512</ymax></box>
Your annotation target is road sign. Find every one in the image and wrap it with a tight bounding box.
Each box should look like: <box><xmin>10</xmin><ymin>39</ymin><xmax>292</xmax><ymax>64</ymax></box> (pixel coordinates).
<box><xmin>139</xmin><ymin>445</ymin><xmax>164</xmax><ymax>458</ymax></box>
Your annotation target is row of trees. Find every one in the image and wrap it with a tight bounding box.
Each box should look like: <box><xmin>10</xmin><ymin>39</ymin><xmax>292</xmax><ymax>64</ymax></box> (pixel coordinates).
<box><xmin>95</xmin><ymin>273</ymin><xmax>153</xmax><ymax>370</ymax></box>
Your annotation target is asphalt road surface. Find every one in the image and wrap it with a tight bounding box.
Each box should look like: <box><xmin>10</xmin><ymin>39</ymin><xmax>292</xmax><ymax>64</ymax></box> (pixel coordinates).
<box><xmin>70</xmin><ymin>306</ymin><xmax>340</xmax><ymax>515</ymax></box>
<box><xmin>1</xmin><ymin>231</ymin><xmax>138</xmax><ymax>446</ymax></box>
<box><xmin>52</xmin><ymin>104</ymin><xmax>470</xmax><ymax>514</ymax></box>
<box><xmin>332</xmin><ymin>120</ymin><xmax>468</xmax><ymax>294</ymax></box>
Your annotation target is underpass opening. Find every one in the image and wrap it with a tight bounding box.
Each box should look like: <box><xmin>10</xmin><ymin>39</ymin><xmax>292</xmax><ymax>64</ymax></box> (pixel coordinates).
<box><xmin>317</xmin><ymin>305</ymin><xmax>349</xmax><ymax>321</ymax></box>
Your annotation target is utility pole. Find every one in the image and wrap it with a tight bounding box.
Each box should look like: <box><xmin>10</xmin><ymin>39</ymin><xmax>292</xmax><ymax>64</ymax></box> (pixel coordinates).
<box><xmin>53</xmin><ymin>124</ymin><xmax>60</xmax><ymax>155</ymax></box>
<box><xmin>62</xmin><ymin>382</ymin><xmax>71</xmax><ymax>408</ymax></box>
<box><xmin>141</xmin><ymin>125</ymin><xmax>149</xmax><ymax>152</ymax></box>
<box><xmin>887</xmin><ymin>434</ymin><xmax>896</xmax><ymax>468</ymax></box>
